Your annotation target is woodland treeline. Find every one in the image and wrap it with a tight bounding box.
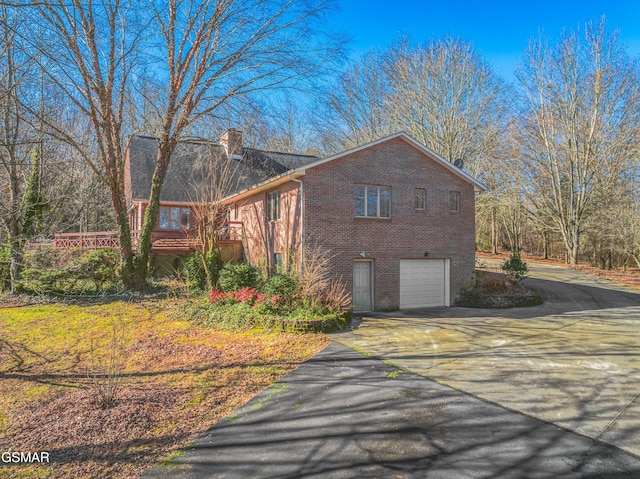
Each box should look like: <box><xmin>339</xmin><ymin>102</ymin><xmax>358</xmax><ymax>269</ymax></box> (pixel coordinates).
<box><xmin>1</xmin><ymin>1</ymin><xmax>639</xmax><ymax>292</ymax></box>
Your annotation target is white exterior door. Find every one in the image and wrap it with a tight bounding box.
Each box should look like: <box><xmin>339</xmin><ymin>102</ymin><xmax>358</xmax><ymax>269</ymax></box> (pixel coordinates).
<box><xmin>399</xmin><ymin>259</ymin><xmax>449</xmax><ymax>308</ymax></box>
<box><xmin>353</xmin><ymin>261</ymin><xmax>373</xmax><ymax>312</ymax></box>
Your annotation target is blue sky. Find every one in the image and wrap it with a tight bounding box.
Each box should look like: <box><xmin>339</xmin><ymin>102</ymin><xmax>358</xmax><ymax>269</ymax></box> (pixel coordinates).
<box><xmin>333</xmin><ymin>0</ymin><xmax>640</xmax><ymax>80</ymax></box>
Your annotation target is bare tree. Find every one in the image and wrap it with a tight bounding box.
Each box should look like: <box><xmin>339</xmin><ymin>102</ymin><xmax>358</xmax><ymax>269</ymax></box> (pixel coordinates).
<box><xmin>133</xmin><ymin>0</ymin><xmax>343</xmax><ymax>283</ymax></box>
<box><xmin>17</xmin><ymin>0</ymin><xmax>342</xmax><ymax>288</ymax></box>
<box><xmin>321</xmin><ymin>49</ymin><xmax>394</xmax><ymax>151</ymax></box>
<box><xmin>186</xmin><ymin>143</ymin><xmax>240</xmax><ymax>290</ymax></box>
<box><xmin>0</xmin><ymin>5</ymin><xmax>38</xmax><ymax>292</ymax></box>
<box><xmin>516</xmin><ymin>20</ymin><xmax>640</xmax><ymax>265</ymax></box>
<box><xmin>17</xmin><ymin>0</ymin><xmax>142</xmax><ymax>286</ymax></box>
<box><xmin>387</xmin><ymin>37</ymin><xmax>508</xmax><ymax>178</ymax></box>
<box><xmin>322</xmin><ymin>37</ymin><xmax>508</xmax><ymax>180</ymax></box>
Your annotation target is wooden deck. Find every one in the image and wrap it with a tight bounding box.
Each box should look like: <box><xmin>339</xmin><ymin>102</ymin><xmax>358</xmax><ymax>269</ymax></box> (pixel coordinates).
<box><xmin>43</xmin><ymin>222</ymin><xmax>243</xmax><ymax>255</ymax></box>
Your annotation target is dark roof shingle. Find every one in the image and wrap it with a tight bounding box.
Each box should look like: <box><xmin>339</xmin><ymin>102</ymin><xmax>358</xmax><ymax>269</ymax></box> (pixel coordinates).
<box><xmin>128</xmin><ymin>135</ymin><xmax>319</xmax><ymax>203</ymax></box>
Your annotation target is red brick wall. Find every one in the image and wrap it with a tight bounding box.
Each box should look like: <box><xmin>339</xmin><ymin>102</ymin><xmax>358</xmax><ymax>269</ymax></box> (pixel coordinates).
<box><xmin>236</xmin><ymin>181</ymin><xmax>301</xmax><ymax>272</ymax></box>
<box><xmin>302</xmin><ymin>137</ymin><xmax>476</xmax><ymax>310</ymax></box>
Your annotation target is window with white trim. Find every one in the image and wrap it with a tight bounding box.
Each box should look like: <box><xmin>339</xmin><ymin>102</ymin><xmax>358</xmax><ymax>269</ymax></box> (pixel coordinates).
<box><xmin>159</xmin><ymin>206</ymin><xmax>191</xmax><ymax>230</ymax></box>
<box><xmin>354</xmin><ymin>185</ymin><xmax>391</xmax><ymax>218</ymax></box>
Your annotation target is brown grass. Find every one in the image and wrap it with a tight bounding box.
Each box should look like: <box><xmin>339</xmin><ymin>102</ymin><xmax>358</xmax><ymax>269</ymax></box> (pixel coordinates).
<box><xmin>0</xmin><ymin>299</ymin><xmax>329</xmax><ymax>478</ymax></box>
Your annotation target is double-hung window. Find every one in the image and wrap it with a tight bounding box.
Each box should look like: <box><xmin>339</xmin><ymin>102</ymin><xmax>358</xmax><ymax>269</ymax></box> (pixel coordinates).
<box><xmin>354</xmin><ymin>185</ymin><xmax>391</xmax><ymax>218</ymax></box>
<box><xmin>267</xmin><ymin>190</ymin><xmax>281</xmax><ymax>221</ymax></box>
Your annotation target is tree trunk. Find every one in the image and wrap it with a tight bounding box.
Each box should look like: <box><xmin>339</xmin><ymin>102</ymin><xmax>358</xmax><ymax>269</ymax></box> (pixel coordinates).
<box><xmin>133</xmin><ymin>139</ymin><xmax>175</xmax><ymax>286</ymax></box>
<box><xmin>491</xmin><ymin>207</ymin><xmax>498</xmax><ymax>255</ymax></box>
<box><xmin>8</xmin><ymin>217</ymin><xmax>23</xmax><ymax>294</ymax></box>
<box><xmin>570</xmin><ymin>235</ymin><xmax>580</xmax><ymax>266</ymax></box>
<box><xmin>542</xmin><ymin>231</ymin><xmax>549</xmax><ymax>260</ymax></box>
<box><xmin>108</xmin><ymin>181</ymin><xmax>135</xmax><ymax>288</ymax></box>
<box><xmin>5</xmin><ymin>152</ymin><xmax>23</xmax><ymax>293</ymax></box>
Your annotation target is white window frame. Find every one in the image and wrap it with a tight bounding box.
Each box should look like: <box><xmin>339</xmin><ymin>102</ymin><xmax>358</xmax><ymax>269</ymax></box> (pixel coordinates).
<box><xmin>354</xmin><ymin>185</ymin><xmax>391</xmax><ymax>219</ymax></box>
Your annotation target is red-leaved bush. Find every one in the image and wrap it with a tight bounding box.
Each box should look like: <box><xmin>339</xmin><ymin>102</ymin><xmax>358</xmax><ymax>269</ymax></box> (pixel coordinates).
<box><xmin>234</xmin><ymin>287</ymin><xmax>257</xmax><ymax>304</ymax></box>
<box><xmin>210</xmin><ymin>287</ymin><xmax>282</xmax><ymax>311</ymax></box>
<box><xmin>209</xmin><ymin>289</ymin><xmax>233</xmax><ymax>304</ymax></box>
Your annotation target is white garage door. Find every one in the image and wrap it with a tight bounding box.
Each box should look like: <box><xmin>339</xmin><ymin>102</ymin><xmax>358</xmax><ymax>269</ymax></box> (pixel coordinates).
<box><xmin>400</xmin><ymin>259</ymin><xmax>449</xmax><ymax>308</ymax></box>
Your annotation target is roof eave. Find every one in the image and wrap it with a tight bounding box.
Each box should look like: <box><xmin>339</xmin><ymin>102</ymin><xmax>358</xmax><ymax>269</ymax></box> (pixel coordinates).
<box><xmin>220</xmin><ymin>131</ymin><xmax>489</xmax><ymax>203</ymax></box>
<box><xmin>289</xmin><ymin>131</ymin><xmax>488</xmax><ymax>192</ymax></box>
<box><xmin>220</xmin><ymin>170</ymin><xmax>305</xmax><ymax>204</ymax></box>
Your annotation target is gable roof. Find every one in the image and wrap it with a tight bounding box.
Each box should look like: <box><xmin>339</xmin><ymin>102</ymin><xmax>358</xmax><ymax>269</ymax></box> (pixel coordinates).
<box><xmin>221</xmin><ymin>131</ymin><xmax>488</xmax><ymax>203</ymax></box>
<box><xmin>299</xmin><ymin>132</ymin><xmax>488</xmax><ymax>192</ymax></box>
<box><xmin>127</xmin><ymin>135</ymin><xmax>319</xmax><ymax>203</ymax></box>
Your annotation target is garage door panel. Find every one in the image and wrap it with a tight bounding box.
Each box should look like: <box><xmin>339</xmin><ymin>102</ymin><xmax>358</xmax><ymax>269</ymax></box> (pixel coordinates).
<box><xmin>400</xmin><ymin>259</ymin><xmax>448</xmax><ymax>308</ymax></box>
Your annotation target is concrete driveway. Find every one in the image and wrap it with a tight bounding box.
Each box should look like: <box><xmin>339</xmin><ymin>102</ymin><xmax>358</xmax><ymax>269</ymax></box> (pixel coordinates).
<box><xmin>333</xmin><ymin>262</ymin><xmax>640</xmax><ymax>457</ymax></box>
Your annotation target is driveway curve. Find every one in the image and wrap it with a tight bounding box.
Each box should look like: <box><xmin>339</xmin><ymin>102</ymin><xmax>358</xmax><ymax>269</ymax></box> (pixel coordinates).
<box><xmin>333</xmin><ymin>262</ymin><xmax>640</xmax><ymax>456</ymax></box>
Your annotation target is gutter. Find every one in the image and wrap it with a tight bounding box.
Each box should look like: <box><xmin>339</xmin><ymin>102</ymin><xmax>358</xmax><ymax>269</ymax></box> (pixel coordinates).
<box><xmin>288</xmin><ymin>173</ymin><xmax>304</xmax><ymax>275</ymax></box>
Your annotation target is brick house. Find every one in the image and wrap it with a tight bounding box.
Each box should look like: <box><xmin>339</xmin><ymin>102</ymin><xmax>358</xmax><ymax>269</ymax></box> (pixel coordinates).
<box><xmin>220</xmin><ymin>130</ymin><xmax>486</xmax><ymax>311</ymax></box>
<box><xmin>53</xmin><ymin>128</ymin><xmax>485</xmax><ymax>311</ymax></box>
<box><xmin>120</xmin><ymin>129</ymin><xmax>318</xmax><ymax>260</ymax></box>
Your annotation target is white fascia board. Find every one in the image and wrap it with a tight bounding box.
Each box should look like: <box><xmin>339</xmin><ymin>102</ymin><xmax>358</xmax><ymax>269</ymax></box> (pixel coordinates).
<box><xmin>219</xmin><ymin>170</ymin><xmax>305</xmax><ymax>204</ymax></box>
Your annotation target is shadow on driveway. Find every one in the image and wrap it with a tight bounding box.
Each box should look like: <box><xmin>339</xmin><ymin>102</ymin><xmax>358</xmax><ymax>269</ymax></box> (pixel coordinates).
<box><xmin>142</xmin><ymin>343</ymin><xmax>640</xmax><ymax>479</ymax></box>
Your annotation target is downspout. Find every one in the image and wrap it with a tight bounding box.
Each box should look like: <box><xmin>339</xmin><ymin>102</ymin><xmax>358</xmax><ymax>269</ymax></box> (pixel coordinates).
<box><xmin>288</xmin><ymin>174</ymin><xmax>304</xmax><ymax>275</ymax></box>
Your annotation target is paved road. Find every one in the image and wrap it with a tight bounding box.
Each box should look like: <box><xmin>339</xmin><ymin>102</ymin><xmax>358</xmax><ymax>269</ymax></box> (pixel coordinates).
<box><xmin>334</xmin><ymin>262</ymin><xmax>640</xmax><ymax>456</ymax></box>
<box><xmin>142</xmin><ymin>262</ymin><xmax>640</xmax><ymax>478</ymax></box>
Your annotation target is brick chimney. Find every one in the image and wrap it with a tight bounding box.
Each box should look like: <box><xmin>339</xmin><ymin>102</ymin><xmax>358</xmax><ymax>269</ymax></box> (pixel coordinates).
<box><xmin>219</xmin><ymin>128</ymin><xmax>243</xmax><ymax>158</ymax></box>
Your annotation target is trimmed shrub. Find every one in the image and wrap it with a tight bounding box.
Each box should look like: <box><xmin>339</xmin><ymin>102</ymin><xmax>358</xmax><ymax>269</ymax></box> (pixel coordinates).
<box><xmin>262</xmin><ymin>274</ymin><xmax>298</xmax><ymax>306</ymax></box>
<box><xmin>218</xmin><ymin>263</ymin><xmax>260</xmax><ymax>292</ymax></box>
<box><xmin>456</xmin><ymin>270</ymin><xmax>541</xmax><ymax>309</ymax></box>
<box><xmin>20</xmin><ymin>267</ymin><xmax>70</xmax><ymax>293</ymax></box>
<box><xmin>476</xmin><ymin>273</ymin><xmax>512</xmax><ymax>294</ymax></box>
<box><xmin>24</xmin><ymin>245</ymin><xmax>82</xmax><ymax>270</ymax></box>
